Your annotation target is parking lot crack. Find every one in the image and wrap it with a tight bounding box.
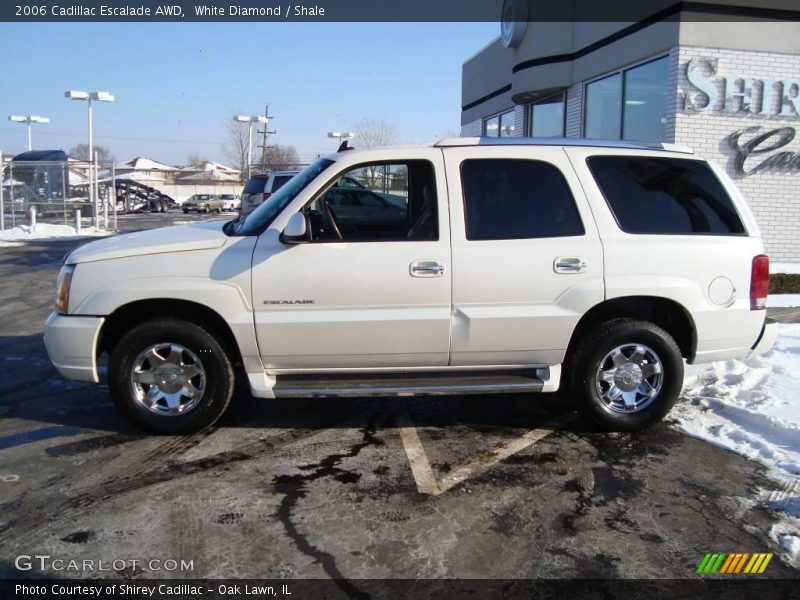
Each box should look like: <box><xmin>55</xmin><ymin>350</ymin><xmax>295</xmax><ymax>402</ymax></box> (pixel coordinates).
<box><xmin>272</xmin><ymin>417</ymin><xmax>384</xmax><ymax>599</ymax></box>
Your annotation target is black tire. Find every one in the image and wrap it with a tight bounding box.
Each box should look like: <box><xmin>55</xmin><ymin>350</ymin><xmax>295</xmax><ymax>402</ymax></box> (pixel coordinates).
<box><xmin>565</xmin><ymin>319</ymin><xmax>683</xmax><ymax>431</ymax></box>
<box><xmin>108</xmin><ymin>318</ymin><xmax>234</xmax><ymax>434</ymax></box>
<box><xmin>182</xmin><ymin>208</ymin><xmax>189</xmax><ymax>214</ymax></box>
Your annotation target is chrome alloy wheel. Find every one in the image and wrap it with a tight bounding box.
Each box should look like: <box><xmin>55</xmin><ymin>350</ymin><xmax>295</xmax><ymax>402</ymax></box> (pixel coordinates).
<box><xmin>130</xmin><ymin>343</ymin><xmax>206</xmax><ymax>415</ymax></box>
<box><xmin>594</xmin><ymin>343</ymin><xmax>663</xmax><ymax>413</ymax></box>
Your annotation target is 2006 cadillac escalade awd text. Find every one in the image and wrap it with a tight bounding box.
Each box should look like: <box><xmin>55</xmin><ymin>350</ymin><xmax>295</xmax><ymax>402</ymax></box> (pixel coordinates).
<box><xmin>44</xmin><ymin>138</ymin><xmax>779</xmax><ymax>434</ymax></box>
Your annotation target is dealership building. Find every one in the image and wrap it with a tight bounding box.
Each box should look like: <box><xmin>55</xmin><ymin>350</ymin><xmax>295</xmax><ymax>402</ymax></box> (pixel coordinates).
<box><xmin>461</xmin><ymin>2</ymin><xmax>800</xmax><ymax>262</ymax></box>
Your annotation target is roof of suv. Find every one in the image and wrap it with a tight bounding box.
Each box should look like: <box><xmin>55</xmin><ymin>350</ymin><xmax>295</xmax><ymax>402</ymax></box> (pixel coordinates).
<box><xmin>434</xmin><ymin>137</ymin><xmax>693</xmax><ymax>154</ymax></box>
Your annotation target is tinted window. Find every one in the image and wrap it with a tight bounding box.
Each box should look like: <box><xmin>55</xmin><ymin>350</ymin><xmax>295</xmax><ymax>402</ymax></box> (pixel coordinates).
<box><xmin>461</xmin><ymin>159</ymin><xmax>584</xmax><ymax>240</ymax></box>
<box><xmin>271</xmin><ymin>175</ymin><xmax>293</xmax><ymax>192</ymax></box>
<box><xmin>243</xmin><ymin>177</ymin><xmax>268</xmax><ymax>194</ymax></box>
<box><xmin>588</xmin><ymin>156</ymin><xmax>746</xmax><ymax>235</ymax></box>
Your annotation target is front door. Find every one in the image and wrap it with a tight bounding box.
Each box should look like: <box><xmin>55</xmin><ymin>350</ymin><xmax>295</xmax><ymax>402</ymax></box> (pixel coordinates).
<box><xmin>251</xmin><ymin>150</ymin><xmax>452</xmax><ymax>370</ymax></box>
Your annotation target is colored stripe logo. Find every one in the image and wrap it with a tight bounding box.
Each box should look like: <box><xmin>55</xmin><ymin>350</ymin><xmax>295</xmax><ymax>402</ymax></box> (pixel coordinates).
<box><xmin>696</xmin><ymin>552</ymin><xmax>773</xmax><ymax>574</ymax></box>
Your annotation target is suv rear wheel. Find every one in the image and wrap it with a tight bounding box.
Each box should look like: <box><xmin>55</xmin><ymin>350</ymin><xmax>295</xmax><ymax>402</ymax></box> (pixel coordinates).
<box><xmin>567</xmin><ymin>319</ymin><xmax>683</xmax><ymax>431</ymax></box>
<box><xmin>108</xmin><ymin>318</ymin><xmax>234</xmax><ymax>434</ymax></box>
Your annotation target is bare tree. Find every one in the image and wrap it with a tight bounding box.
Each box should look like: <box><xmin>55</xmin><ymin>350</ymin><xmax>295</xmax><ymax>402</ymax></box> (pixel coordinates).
<box><xmin>186</xmin><ymin>152</ymin><xmax>209</xmax><ymax>167</ymax></box>
<box><xmin>68</xmin><ymin>143</ymin><xmax>114</xmax><ymax>163</ymax></box>
<box><xmin>259</xmin><ymin>145</ymin><xmax>301</xmax><ymax>172</ymax></box>
<box><xmin>223</xmin><ymin>118</ymin><xmax>250</xmax><ymax>181</ymax></box>
<box><xmin>353</xmin><ymin>118</ymin><xmax>396</xmax><ymax>149</ymax></box>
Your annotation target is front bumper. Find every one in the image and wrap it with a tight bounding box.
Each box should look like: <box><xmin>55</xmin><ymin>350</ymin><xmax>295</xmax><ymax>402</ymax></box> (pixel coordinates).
<box><xmin>44</xmin><ymin>312</ymin><xmax>104</xmax><ymax>382</ymax></box>
<box><xmin>748</xmin><ymin>317</ymin><xmax>779</xmax><ymax>358</ymax></box>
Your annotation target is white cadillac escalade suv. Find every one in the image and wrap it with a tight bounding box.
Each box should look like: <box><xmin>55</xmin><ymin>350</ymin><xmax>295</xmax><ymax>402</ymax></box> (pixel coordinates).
<box><xmin>44</xmin><ymin>138</ymin><xmax>778</xmax><ymax>434</ymax></box>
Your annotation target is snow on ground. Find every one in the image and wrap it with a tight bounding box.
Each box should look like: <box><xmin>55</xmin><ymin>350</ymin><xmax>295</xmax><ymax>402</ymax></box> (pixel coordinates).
<box><xmin>673</xmin><ymin>323</ymin><xmax>800</xmax><ymax>565</ymax></box>
<box><xmin>0</xmin><ymin>223</ymin><xmax>112</xmax><ymax>246</ymax></box>
<box><xmin>772</xmin><ymin>262</ymin><xmax>800</xmax><ymax>275</ymax></box>
<box><xmin>768</xmin><ymin>294</ymin><xmax>800</xmax><ymax>308</ymax></box>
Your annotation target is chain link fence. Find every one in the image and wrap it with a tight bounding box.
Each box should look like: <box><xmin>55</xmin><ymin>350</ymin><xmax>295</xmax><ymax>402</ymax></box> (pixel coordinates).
<box><xmin>1</xmin><ymin>153</ymin><xmax>119</xmax><ymax>233</ymax></box>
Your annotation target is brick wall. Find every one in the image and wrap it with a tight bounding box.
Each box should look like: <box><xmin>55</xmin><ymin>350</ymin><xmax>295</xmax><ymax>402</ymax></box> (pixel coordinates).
<box><xmin>674</xmin><ymin>46</ymin><xmax>800</xmax><ymax>262</ymax></box>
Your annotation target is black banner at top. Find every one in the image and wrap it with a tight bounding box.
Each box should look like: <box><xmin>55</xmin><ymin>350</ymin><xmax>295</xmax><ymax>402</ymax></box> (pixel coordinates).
<box><xmin>2</xmin><ymin>0</ymin><xmax>800</xmax><ymax>22</ymax></box>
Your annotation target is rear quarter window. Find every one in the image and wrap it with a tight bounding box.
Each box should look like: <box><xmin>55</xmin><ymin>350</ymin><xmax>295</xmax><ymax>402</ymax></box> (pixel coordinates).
<box><xmin>587</xmin><ymin>156</ymin><xmax>746</xmax><ymax>235</ymax></box>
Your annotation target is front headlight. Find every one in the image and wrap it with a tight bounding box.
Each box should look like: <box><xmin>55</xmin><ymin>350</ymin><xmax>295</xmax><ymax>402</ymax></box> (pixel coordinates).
<box><xmin>55</xmin><ymin>265</ymin><xmax>75</xmax><ymax>314</ymax></box>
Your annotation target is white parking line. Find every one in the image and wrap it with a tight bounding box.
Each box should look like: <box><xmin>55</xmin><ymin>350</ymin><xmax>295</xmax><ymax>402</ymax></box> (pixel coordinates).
<box><xmin>397</xmin><ymin>411</ymin><xmax>566</xmax><ymax>496</ymax></box>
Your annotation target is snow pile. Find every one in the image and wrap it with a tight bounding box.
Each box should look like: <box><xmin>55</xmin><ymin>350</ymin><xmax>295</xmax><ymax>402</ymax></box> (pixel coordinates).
<box><xmin>675</xmin><ymin>324</ymin><xmax>800</xmax><ymax>479</ymax></box>
<box><xmin>673</xmin><ymin>324</ymin><xmax>800</xmax><ymax>564</ymax></box>
<box><xmin>0</xmin><ymin>223</ymin><xmax>111</xmax><ymax>245</ymax></box>
<box><xmin>768</xmin><ymin>295</ymin><xmax>800</xmax><ymax>308</ymax></box>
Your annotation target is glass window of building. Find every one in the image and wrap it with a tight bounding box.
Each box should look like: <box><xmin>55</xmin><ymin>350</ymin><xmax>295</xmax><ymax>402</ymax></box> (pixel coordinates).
<box><xmin>584</xmin><ymin>56</ymin><xmax>668</xmax><ymax>142</ymax></box>
<box><xmin>483</xmin><ymin>109</ymin><xmax>514</xmax><ymax>137</ymax></box>
<box><xmin>499</xmin><ymin>110</ymin><xmax>515</xmax><ymax>137</ymax></box>
<box><xmin>622</xmin><ymin>56</ymin><xmax>668</xmax><ymax>142</ymax></box>
<box><xmin>483</xmin><ymin>115</ymin><xmax>500</xmax><ymax>136</ymax></box>
<box><xmin>528</xmin><ymin>93</ymin><xmax>565</xmax><ymax>137</ymax></box>
<box><xmin>584</xmin><ymin>73</ymin><xmax>621</xmax><ymax>139</ymax></box>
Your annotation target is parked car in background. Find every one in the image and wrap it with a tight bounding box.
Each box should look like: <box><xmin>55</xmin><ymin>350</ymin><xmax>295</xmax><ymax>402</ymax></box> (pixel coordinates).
<box><xmin>182</xmin><ymin>194</ymin><xmax>223</xmax><ymax>213</ymax></box>
<box><xmin>240</xmin><ymin>171</ymin><xmax>298</xmax><ymax>215</ymax></box>
<box><xmin>219</xmin><ymin>194</ymin><xmax>240</xmax><ymax>211</ymax></box>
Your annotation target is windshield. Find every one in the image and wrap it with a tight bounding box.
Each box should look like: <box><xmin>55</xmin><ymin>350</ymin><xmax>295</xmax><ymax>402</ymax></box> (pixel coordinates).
<box><xmin>235</xmin><ymin>158</ymin><xmax>334</xmax><ymax>235</ymax></box>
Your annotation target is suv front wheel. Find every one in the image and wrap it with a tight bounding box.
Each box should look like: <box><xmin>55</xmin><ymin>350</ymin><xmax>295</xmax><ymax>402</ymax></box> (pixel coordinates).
<box><xmin>108</xmin><ymin>318</ymin><xmax>235</xmax><ymax>434</ymax></box>
<box><xmin>568</xmin><ymin>319</ymin><xmax>683</xmax><ymax>431</ymax></box>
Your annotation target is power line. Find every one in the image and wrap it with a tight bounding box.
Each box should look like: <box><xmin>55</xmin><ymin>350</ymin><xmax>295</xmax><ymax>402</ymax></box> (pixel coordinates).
<box><xmin>0</xmin><ymin>126</ymin><xmax>226</xmax><ymax>146</ymax></box>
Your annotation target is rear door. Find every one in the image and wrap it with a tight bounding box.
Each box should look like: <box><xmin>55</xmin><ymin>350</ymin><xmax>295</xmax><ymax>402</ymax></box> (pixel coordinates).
<box><xmin>443</xmin><ymin>145</ymin><xmax>605</xmax><ymax>366</ymax></box>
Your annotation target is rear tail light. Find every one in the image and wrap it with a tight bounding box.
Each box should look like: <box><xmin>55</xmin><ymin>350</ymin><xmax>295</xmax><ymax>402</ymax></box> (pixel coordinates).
<box><xmin>750</xmin><ymin>254</ymin><xmax>769</xmax><ymax>310</ymax></box>
<box><xmin>263</xmin><ymin>192</ymin><xmax>272</xmax><ymax>202</ymax></box>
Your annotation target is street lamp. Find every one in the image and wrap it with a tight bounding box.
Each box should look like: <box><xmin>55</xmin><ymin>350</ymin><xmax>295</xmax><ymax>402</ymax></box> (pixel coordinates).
<box><xmin>65</xmin><ymin>90</ymin><xmax>114</xmax><ymax>228</ymax></box>
<box><xmin>328</xmin><ymin>131</ymin><xmax>355</xmax><ymax>148</ymax></box>
<box><xmin>64</xmin><ymin>90</ymin><xmax>114</xmax><ymax>163</ymax></box>
<box><xmin>8</xmin><ymin>115</ymin><xmax>50</xmax><ymax>151</ymax></box>
<box><xmin>235</xmin><ymin>114</ymin><xmax>269</xmax><ymax>180</ymax></box>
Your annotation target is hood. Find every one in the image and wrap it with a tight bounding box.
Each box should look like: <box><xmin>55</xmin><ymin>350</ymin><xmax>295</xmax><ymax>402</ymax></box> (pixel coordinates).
<box><xmin>66</xmin><ymin>220</ymin><xmax>229</xmax><ymax>264</ymax></box>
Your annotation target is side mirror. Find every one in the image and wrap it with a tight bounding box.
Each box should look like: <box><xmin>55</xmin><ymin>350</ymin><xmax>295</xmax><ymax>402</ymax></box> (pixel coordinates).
<box><xmin>281</xmin><ymin>212</ymin><xmax>311</xmax><ymax>244</ymax></box>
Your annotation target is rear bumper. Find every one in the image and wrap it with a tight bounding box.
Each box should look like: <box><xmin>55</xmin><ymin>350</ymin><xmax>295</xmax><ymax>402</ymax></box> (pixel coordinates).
<box><xmin>748</xmin><ymin>317</ymin><xmax>779</xmax><ymax>358</ymax></box>
<box><xmin>44</xmin><ymin>312</ymin><xmax>104</xmax><ymax>383</ymax></box>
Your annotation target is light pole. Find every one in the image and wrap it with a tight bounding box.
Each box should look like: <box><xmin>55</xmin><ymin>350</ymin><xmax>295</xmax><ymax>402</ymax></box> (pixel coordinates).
<box><xmin>8</xmin><ymin>115</ymin><xmax>50</xmax><ymax>151</ymax></box>
<box><xmin>65</xmin><ymin>91</ymin><xmax>114</xmax><ymax>228</ymax></box>
<box><xmin>328</xmin><ymin>131</ymin><xmax>355</xmax><ymax>148</ymax></box>
<box><xmin>235</xmin><ymin>114</ymin><xmax>268</xmax><ymax>181</ymax></box>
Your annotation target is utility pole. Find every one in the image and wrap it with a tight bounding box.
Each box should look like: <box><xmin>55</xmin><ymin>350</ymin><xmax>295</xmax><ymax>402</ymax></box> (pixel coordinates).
<box><xmin>255</xmin><ymin>103</ymin><xmax>277</xmax><ymax>170</ymax></box>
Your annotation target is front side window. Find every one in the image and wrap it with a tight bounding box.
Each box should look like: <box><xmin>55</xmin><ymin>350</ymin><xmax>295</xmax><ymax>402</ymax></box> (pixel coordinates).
<box><xmin>588</xmin><ymin>156</ymin><xmax>746</xmax><ymax>235</ymax></box>
<box><xmin>303</xmin><ymin>161</ymin><xmax>438</xmax><ymax>242</ymax></box>
<box><xmin>460</xmin><ymin>159</ymin><xmax>584</xmax><ymax>240</ymax></box>
<box><xmin>528</xmin><ymin>93</ymin><xmax>565</xmax><ymax>137</ymax></box>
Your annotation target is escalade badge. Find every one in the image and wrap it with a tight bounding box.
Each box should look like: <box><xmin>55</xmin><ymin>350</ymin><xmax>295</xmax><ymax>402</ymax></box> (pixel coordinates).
<box><xmin>263</xmin><ymin>299</ymin><xmax>315</xmax><ymax>305</ymax></box>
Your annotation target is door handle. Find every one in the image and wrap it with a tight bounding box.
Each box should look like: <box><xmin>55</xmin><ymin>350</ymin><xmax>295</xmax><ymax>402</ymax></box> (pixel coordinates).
<box><xmin>410</xmin><ymin>260</ymin><xmax>446</xmax><ymax>277</ymax></box>
<box><xmin>554</xmin><ymin>257</ymin><xmax>587</xmax><ymax>273</ymax></box>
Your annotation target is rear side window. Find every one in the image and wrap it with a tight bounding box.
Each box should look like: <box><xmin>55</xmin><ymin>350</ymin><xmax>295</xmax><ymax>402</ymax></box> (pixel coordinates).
<box><xmin>271</xmin><ymin>175</ymin><xmax>293</xmax><ymax>192</ymax></box>
<box><xmin>461</xmin><ymin>159</ymin><xmax>584</xmax><ymax>240</ymax></box>
<box><xmin>243</xmin><ymin>177</ymin><xmax>267</xmax><ymax>194</ymax></box>
<box><xmin>588</xmin><ymin>156</ymin><xmax>746</xmax><ymax>235</ymax></box>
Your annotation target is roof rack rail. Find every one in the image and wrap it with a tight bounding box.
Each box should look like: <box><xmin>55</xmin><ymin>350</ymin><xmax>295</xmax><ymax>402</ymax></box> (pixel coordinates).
<box><xmin>434</xmin><ymin>137</ymin><xmax>693</xmax><ymax>154</ymax></box>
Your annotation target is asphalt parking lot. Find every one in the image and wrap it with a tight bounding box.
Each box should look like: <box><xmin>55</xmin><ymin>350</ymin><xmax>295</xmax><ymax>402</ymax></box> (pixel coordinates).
<box><xmin>0</xmin><ymin>211</ymin><xmax>798</xmax><ymax>583</ymax></box>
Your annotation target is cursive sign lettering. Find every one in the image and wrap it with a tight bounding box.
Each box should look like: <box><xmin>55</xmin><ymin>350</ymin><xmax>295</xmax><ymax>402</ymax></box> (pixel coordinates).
<box><xmin>728</xmin><ymin>126</ymin><xmax>800</xmax><ymax>175</ymax></box>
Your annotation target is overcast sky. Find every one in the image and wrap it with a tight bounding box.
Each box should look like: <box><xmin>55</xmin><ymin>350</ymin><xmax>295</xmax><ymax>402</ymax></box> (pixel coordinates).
<box><xmin>0</xmin><ymin>22</ymin><xmax>497</xmax><ymax>165</ymax></box>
